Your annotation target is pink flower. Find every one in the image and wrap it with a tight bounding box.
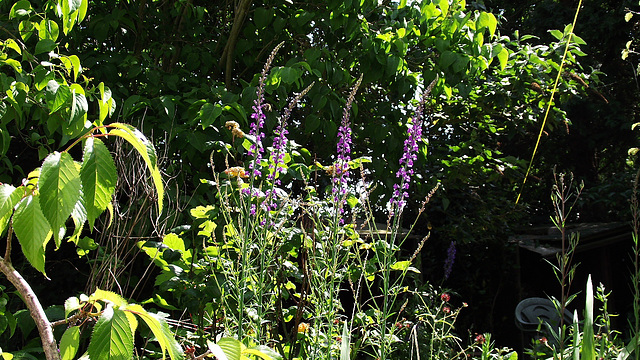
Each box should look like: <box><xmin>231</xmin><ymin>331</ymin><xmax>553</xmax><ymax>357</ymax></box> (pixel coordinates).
<box><xmin>440</xmin><ymin>293</ymin><xmax>450</xmax><ymax>302</ymax></box>
<box><xmin>443</xmin><ymin>306</ymin><xmax>451</xmax><ymax>314</ymax></box>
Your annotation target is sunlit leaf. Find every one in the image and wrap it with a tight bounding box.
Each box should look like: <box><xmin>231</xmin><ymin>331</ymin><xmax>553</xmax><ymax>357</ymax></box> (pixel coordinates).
<box><xmin>107</xmin><ymin>123</ymin><xmax>164</xmax><ymax>214</ymax></box>
<box><xmin>38</xmin><ymin>152</ymin><xmax>81</xmax><ymax>247</ymax></box>
<box><xmin>13</xmin><ymin>195</ymin><xmax>52</xmax><ymax>275</ymax></box>
<box><xmin>81</xmin><ymin>138</ymin><xmax>117</xmax><ymax>230</ymax></box>
<box><xmin>88</xmin><ymin>305</ymin><xmax>134</xmax><ymax>360</ymax></box>
<box><xmin>125</xmin><ymin>304</ymin><xmax>184</xmax><ymax>360</ymax></box>
<box><xmin>0</xmin><ymin>185</ymin><xmax>24</xmax><ymax>236</ymax></box>
<box><xmin>60</xmin><ymin>326</ymin><xmax>80</xmax><ymax>360</ymax></box>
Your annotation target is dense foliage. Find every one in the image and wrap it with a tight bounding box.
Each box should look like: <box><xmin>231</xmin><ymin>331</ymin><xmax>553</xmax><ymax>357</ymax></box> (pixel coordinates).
<box><xmin>1</xmin><ymin>0</ymin><xmax>639</xmax><ymax>359</ymax></box>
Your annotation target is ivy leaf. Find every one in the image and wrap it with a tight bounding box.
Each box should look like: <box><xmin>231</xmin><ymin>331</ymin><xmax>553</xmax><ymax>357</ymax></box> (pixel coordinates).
<box><xmin>107</xmin><ymin>123</ymin><xmax>164</xmax><ymax>214</ymax></box>
<box><xmin>88</xmin><ymin>305</ymin><xmax>134</xmax><ymax>360</ymax></box>
<box><xmin>13</xmin><ymin>195</ymin><xmax>52</xmax><ymax>275</ymax></box>
<box><xmin>81</xmin><ymin>138</ymin><xmax>117</xmax><ymax>230</ymax></box>
<box><xmin>125</xmin><ymin>304</ymin><xmax>184</xmax><ymax>360</ymax></box>
<box><xmin>38</xmin><ymin>152</ymin><xmax>81</xmax><ymax>247</ymax></box>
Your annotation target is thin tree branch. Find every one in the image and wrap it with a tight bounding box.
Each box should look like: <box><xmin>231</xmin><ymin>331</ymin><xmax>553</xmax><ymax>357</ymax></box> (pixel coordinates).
<box><xmin>0</xmin><ymin>259</ymin><xmax>60</xmax><ymax>360</ymax></box>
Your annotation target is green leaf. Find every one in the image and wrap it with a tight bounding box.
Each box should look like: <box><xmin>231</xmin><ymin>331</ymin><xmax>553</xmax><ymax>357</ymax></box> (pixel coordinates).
<box><xmin>49</xmin><ymin>83</ymin><xmax>72</xmax><ymax>114</ymax></box>
<box><xmin>107</xmin><ymin>123</ymin><xmax>164</xmax><ymax>214</ymax></box>
<box><xmin>549</xmin><ymin>29</ymin><xmax>564</xmax><ymax>41</ymax></box>
<box><xmin>497</xmin><ymin>47</ymin><xmax>509</xmax><ymax>71</ymax></box>
<box><xmin>77</xmin><ymin>0</ymin><xmax>88</xmax><ymax>22</ymax></box>
<box><xmin>125</xmin><ymin>304</ymin><xmax>184</xmax><ymax>360</ymax></box>
<box><xmin>439</xmin><ymin>51</ymin><xmax>456</xmax><ymax>68</ymax></box>
<box><xmin>390</xmin><ymin>260</ymin><xmax>411</xmax><ymax>271</ymax></box>
<box><xmin>35</xmin><ymin>39</ymin><xmax>57</xmax><ymax>55</ymax></box>
<box><xmin>216</xmin><ymin>338</ymin><xmax>241</xmax><ymax>360</ymax></box>
<box><xmin>10</xmin><ymin>1</ymin><xmax>32</xmax><ymax>19</ymax></box>
<box><xmin>68</xmin><ymin>55</ymin><xmax>81</xmax><ymax>82</ymax></box>
<box><xmin>88</xmin><ymin>305</ymin><xmax>134</xmax><ymax>360</ymax></box>
<box><xmin>91</xmin><ymin>289</ymin><xmax>128</xmax><ymax>308</ymax></box>
<box><xmin>198</xmin><ymin>103</ymin><xmax>223</xmax><ymax>129</ymax></box>
<box><xmin>81</xmin><ymin>138</ymin><xmax>117</xmax><ymax>230</ymax></box>
<box><xmin>477</xmin><ymin>12</ymin><xmax>497</xmax><ymax>37</ymax></box>
<box><xmin>0</xmin><ymin>185</ymin><xmax>24</xmax><ymax>236</ymax></box>
<box><xmin>64</xmin><ymin>297</ymin><xmax>82</xmax><ymax>318</ymax></box>
<box><xmin>60</xmin><ymin>326</ymin><xmax>80</xmax><ymax>360</ymax></box>
<box><xmin>207</xmin><ymin>341</ymin><xmax>229</xmax><ymax>360</ymax></box>
<box><xmin>38</xmin><ymin>20</ymin><xmax>59</xmax><ymax>41</ymax></box>
<box><xmin>4</xmin><ymin>39</ymin><xmax>22</xmax><ymax>55</ymax></box>
<box><xmin>38</xmin><ymin>152</ymin><xmax>81</xmax><ymax>247</ymax></box>
<box><xmin>18</xmin><ymin>20</ymin><xmax>35</xmax><ymax>41</ymax></box>
<box><xmin>340</xmin><ymin>322</ymin><xmax>350</xmax><ymax>360</ymax></box>
<box><xmin>13</xmin><ymin>195</ymin><xmax>52</xmax><ymax>275</ymax></box>
<box><xmin>581</xmin><ymin>275</ymin><xmax>595</xmax><ymax>360</ymax></box>
<box><xmin>70</xmin><ymin>89</ymin><xmax>88</xmax><ymax>126</ymax></box>
<box><xmin>2</xmin><ymin>59</ymin><xmax>22</xmax><ymax>74</ymax></box>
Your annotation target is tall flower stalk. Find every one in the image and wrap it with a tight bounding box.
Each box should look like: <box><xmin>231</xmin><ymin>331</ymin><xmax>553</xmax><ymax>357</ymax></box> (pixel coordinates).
<box><xmin>305</xmin><ymin>74</ymin><xmax>362</xmax><ymax>359</ymax></box>
<box><xmin>375</xmin><ymin>77</ymin><xmax>437</xmax><ymax>360</ymax></box>
<box><xmin>224</xmin><ymin>42</ymin><xmax>284</xmax><ymax>341</ymax></box>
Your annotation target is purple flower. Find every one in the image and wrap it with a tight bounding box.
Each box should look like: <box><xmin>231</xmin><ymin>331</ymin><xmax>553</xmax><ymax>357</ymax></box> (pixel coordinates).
<box><xmin>389</xmin><ymin>78</ymin><xmax>436</xmax><ymax>215</ymax></box>
<box><xmin>443</xmin><ymin>241</ymin><xmax>456</xmax><ymax>280</ymax></box>
<box><xmin>332</xmin><ymin>74</ymin><xmax>363</xmax><ymax>206</ymax></box>
<box><xmin>268</xmin><ymin>82</ymin><xmax>314</xmax><ymax>184</ymax></box>
<box><xmin>248</xmin><ymin>42</ymin><xmax>284</xmax><ymax>176</ymax></box>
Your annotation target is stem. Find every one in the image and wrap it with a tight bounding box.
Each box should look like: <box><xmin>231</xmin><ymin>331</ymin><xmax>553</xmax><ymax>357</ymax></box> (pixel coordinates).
<box><xmin>0</xmin><ymin>258</ymin><xmax>60</xmax><ymax>360</ymax></box>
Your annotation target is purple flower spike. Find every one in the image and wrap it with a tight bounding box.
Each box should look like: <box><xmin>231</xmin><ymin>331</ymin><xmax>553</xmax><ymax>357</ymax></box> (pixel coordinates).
<box><xmin>268</xmin><ymin>82</ymin><xmax>315</xmax><ymax>183</ymax></box>
<box><xmin>248</xmin><ymin>42</ymin><xmax>285</xmax><ymax>176</ymax></box>
<box><xmin>332</xmin><ymin>74</ymin><xmax>363</xmax><ymax>207</ymax></box>
<box><xmin>444</xmin><ymin>240</ymin><xmax>457</xmax><ymax>280</ymax></box>
<box><xmin>389</xmin><ymin>78</ymin><xmax>437</xmax><ymax>215</ymax></box>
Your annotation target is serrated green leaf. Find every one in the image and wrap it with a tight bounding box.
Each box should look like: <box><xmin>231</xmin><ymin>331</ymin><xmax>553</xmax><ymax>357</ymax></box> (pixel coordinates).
<box><xmin>107</xmin><ymin>123</ymin><xmax>164</xmax><ymax>214</ymax></box>
<box><xmin>69</xmin><ymin>189</ymin><xmax>87</xmax><ymax>244</ymax></box>
<box><xmin>39</xmin><ymin>152</ymin><xmax>81</xmax><ymax>247</ymax></box>
<box><xmin>126</xmin><ymin>304</ymin><xmax>184</xmax><ymax>360</ymax></box>
<box><xmin>217</xmin><ymin>338</ymin><xmax>241</xmax><ymax>360</ymax></box>
<box><xmin>81</xmin><ymin>138</ymin><xmax>117</xmax><ymax>230</ymax></box>
<box><xmin>88</xmin><ymin>305</ymin><xmax>134</xmax><ymax>360</ymax></box>
<box><xmin>13</xmin><ymin>195</ymin><xmax>51</xmax><ymax>275</ymax></box>
<box><xmin>0</xmin><ymin>185</ymin><xmax>24</xmax><ymax>236</ymax></box>
<box><xmin>207</xmin><ymin>341</ymin><xmax>229</xmax><ymax>360</ymax></box>
<box><xmin>60</xmin><ymin>326</ymin><xmax>80</xmax><ymax>360</ymax></box>
<box><xmin>91</xmin><ymin>289</ymin><xmax>127</xmax><ymax>308</ymax></box>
